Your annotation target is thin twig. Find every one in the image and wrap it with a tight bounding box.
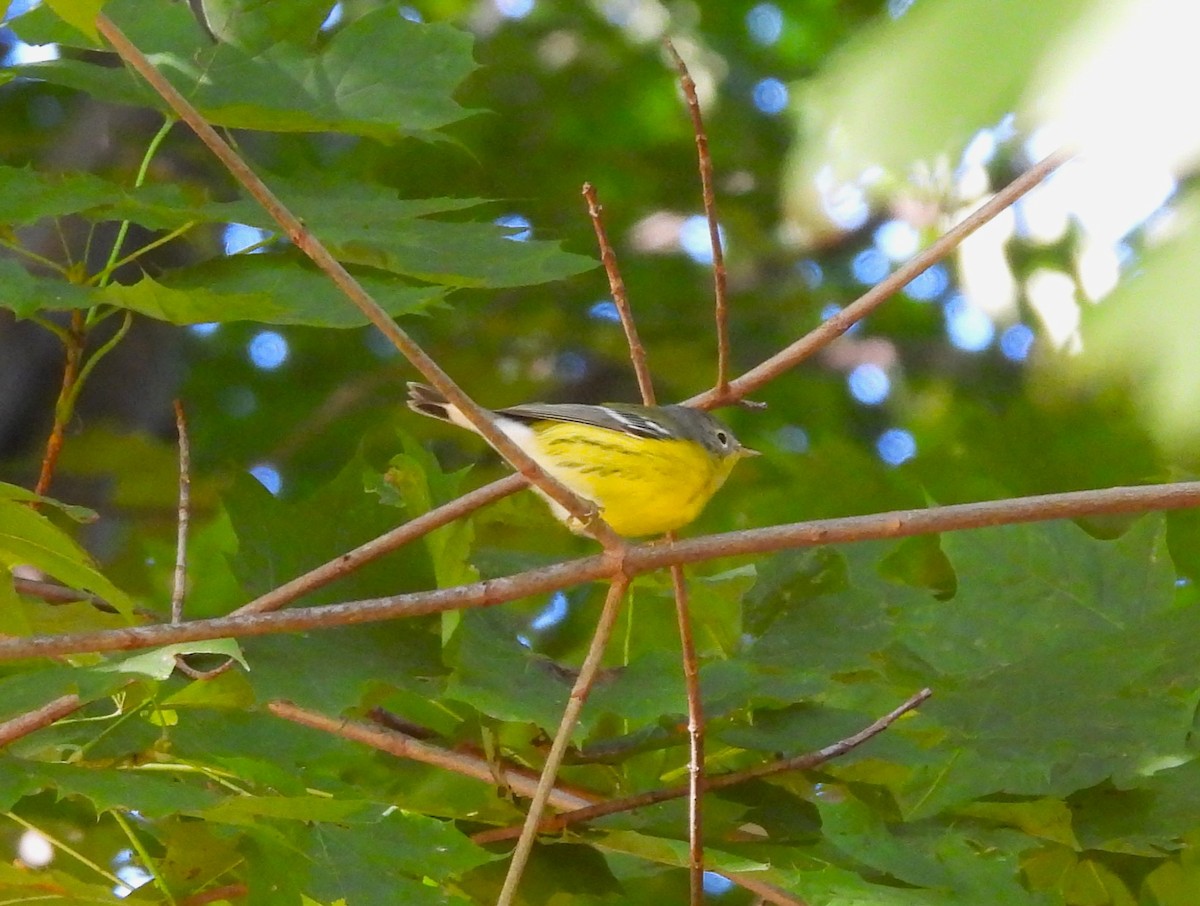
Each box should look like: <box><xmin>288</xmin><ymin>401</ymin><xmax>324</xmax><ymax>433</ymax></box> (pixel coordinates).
<box><xmin>0</xmin><ymin>694</ymin><xmax>82</xmax><ymax>748</ymax></box>
<box><xmin>33</xmin><ymin>310</ymin><xmax>85</xmax><ymax>499</ymax></box>
<box><xmin>235</xmin><ymin>474</ymin><xmax>527</xmax><ymax>614</ymax></box>
<box><xmin>669</xmin><ymin>559</ymin><xmax>704</xmax><ymax>903</ymax></box>
<box><xmin>582</xmin><ymin>183</ymin><xmax>655</xmax><ymax>404</ymax></box>
<box><xmin>730</xmin><ymin>875</ymin><xmax>809</xmax><ymax>906</ymax></box>
<box><xmin>685</xmin><ymin>150</ymin><xmax>1073</xmax><ymax>409</ymax></box>
<box><xmin>472</xmin><ymin>688</ymin><xmax>931</xmax><ymax>843</ymax></box>
<box><xmin>13</xmin><ymin>578</ymin><xmax>110</xmax><ymax>608</ymax></box>
<box><xmin>93</xmin><ymin>13</ymin><xmax>624</xmax><ymax>552</ymax></box>
<box><xmin>112</xmin><ymin>809</ymin><xmax>176</xmax><ymax>905</ymax></box>
<box><xmin>171</xmin><ymin>400</ymin><xmax>190</xmax><ymax>624</ymax></box>
<box><xmin>268</xmin><ymin>700</ymin><xmax>597</xmax><ymax>812</ymax></box>
<box><xmin>2</xmin><ymin>482</ymin><xmax>1199</xmax><ymax>660</ymax></box>
<box><xmin>496</xmin><ymin>575</ymin><xmax>629</xmax><ymax>906</ymax></box>
<box><xmin>664</xmin><ymin>38</ymin><xmax>730</xmax><ymax>395</ymax></box>
<box><xmin>93</xmin><ymin>116</ymin><xmax>176</xmax><ymax>292</ymax></box>
<box><xmin>64</xmin><ymin>310</ymin><xmax>134</xmax><ymax>414</ymax></box>
<box><xmin>589</xmin><ymin>211</ymin><xmax>705</xmax><ymax>899</ymax></box>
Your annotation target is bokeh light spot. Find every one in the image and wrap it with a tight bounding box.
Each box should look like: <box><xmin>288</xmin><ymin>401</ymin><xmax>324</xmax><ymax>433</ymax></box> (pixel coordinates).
<box><xmin>877</xmin><ymin>428</ymin><xmax>916</xmax><ymax>465</ymax></box>
<box><xmin>250</xmin><ymin>463</ymin><xmax>283</xmax><ymax>496</ymax></box>
<box><xmin>247</xmin><ymin>330</ymin><xmax>289</xmax><ymax>370</ymax></box>
<box><xmin>751</xmin><ymin>77</ymin><xmax>788</xmax><ymax>115</ymax></box>
<box><xmin>1000</xmin><ymin>323</ymin><xmax>1035</xmax><ymax>362</ymax></box>
<box><xmin>847</xmin><ymin>363</ymin><xmax>891</xmax><ymax>405</ymax></box>
<box><xmin>746</xmin><ymin>4</ymin><xmax>783</xmax><ymax>45</ymax></box>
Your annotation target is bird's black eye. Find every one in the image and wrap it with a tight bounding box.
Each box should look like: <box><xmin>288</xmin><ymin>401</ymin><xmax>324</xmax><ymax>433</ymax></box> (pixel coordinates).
<box><xmin>716</xmin><ymin>430</ymin><xmax>729</xmax><ymax>446</ymax></box>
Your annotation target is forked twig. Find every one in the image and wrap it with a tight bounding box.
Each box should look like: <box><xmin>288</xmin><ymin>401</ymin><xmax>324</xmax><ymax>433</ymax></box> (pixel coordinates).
<box><xmin>686</xmin><ymin>150</ymin><xmax>1072</xmax><ymax>408</ymax></box>
<box><xmin>472</xmin><ymin>687</ymin><xmax>931</xmax><ymax>842</ymax></box>
<box><xmin>664</xmin><ymin>38</ymin><xmax>730</xmax><ymax>395</ymax></box>
<box><xmin>496</xmin><ymin>575</ymin><xmax>629</xmax><ymax>906</ymax></box>
<box><xmin>585</xmin><ymin>191</ymin><xmax>707</xmax><ymax>899</ymax></box>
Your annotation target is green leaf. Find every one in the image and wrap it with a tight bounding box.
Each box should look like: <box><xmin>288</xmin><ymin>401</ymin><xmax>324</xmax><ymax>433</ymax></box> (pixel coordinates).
<box><xmin>0</xmin><ymin>258</ymin><xmax>97</xmax><ymax>318</ymax></box>
<box><xmin>96</xmin><ymin>639</ymin><xmax>247</xmax><ymax>679</ymax></box>
<box><xmin>194</xmin><ymin>0</ymin><xmax>334</xmax><ymax>51</ymax></box>
<box><xmin>0</xmin><ymin>497</ymin><xmax>135</xmax><ymax>616</ymax></box>
<box><xmin>443</xmin><ymin>608</ymin><xmax>572</xmax><ymax>731</ymax></box>
<box><xmin>0</xmin><ymin>760</ymin><xmax>223</xmax><ymax>816</ymax></box>
<box><xmin>309</xmin><ymin>812</ymin><xmax>495</xmax><ymax>903</ymax></box>
<box><xmin>1072</xmin><ymin>192</ymin><xmax>1200</xmax><ymax>451</ymax></box>
<box><xmin>12</xmin><ymin>0</ymin><xmax>479</xmax><ymax>139</ymax></box>
<box><xmin>783</xmin><ymin>0</ymin><xmax>1093</xmax><ymax>186</ymax></box>
<box><xmin>100</xmin><ymin>258</ymin><xmax>445</xmax><ymax>327</ymax></box>
<box><xmin>0</xmin><ymin>481</ymin><xmax>97</xmax><ymax>522</ymax></box>
<box><xmin>42</xmin><ymin>0</ymin><xmax>104</xmax><ymax>43</ymax></box>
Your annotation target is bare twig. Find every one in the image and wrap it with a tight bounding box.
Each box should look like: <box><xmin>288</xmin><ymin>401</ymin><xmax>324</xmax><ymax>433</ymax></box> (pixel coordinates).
<box><xmin>13</xmin><ymin>578</ymin><xmax>110</xmax><ymax>608</ymax></box>
<box><xmin>1</xmin><ymin>482</ymin><xmax>1197</xmax><ymax>661</ymax></box>
<box><xmin>234</xmin><ymin>474</ymin><xmax>527</xmax><ymax>615</ymax></box>
<box><xmin>587</xmin><ymin>212</ymin><xmax>706</xmax><ymax>899</ymax></box>
<box><xmin>93</xmin><ymin>13</ymin><xmax>624</xmax><ymax>552</ymax></box>
<box><xmin>731</xmin><ymin>875</ymin><xmax>809</xmax><ymax>906</ymax></box>
<box><xmin>0</xmin><ymin>694</ymin><xmax>82</xmax><ymax>747</ymax></box>
<box><xmin>171</xmin><ymin>400</ymin><xmax>190</xmax><ymax>624</ymax></box>
<box><xmin>685</xmin><ymin>150</ymin><xmax>1073</xmax><ymax>409</ymax></box>
<box><xmin>669</xmin><ymin>559</ymin><xmax>704</xmax><ymax>903</ymax></box>
<box><xmin>473</xmin><ymin>688</ymin><xmax>931</xmax><ymax>843</ymax></box>
<box><xmin>268</xmin><ymin>700</ymin><xmax>597</xmax><ymax>812</ymax></box>
<box><xmin>582</xmin><ymin>183</ymin><xmax>656</xmax><ymax>404</ymax></box>
<box><xmin>664</xmin><ymin>38</ymin><xmax>730</xmax><ymax>395</ymax></box>
<box><xmin>496</xmin><ymin>575</ymin><xmax>629</xmax><ymax>906</ymax></box>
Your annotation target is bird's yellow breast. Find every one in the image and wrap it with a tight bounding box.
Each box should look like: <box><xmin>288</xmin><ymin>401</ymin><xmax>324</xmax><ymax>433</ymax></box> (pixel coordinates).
<box><xmin>524</xmin><ymin>421</ymin><xmax>736</xmax><ymax>536</ymax></box>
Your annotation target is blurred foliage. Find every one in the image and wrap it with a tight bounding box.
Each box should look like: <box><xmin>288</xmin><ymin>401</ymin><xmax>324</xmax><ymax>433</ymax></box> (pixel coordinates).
<box><xmin>1</xmin><ymin>0</ymin><xmax>1199</xmax><ymax>903</ymax></box>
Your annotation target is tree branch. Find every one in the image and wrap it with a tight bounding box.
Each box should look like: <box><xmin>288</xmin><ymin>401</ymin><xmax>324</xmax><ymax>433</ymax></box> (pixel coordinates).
<box><xmin>496</xmin><ymin>575</ymin><xmax>629</xmax><ymax>906</ymax></box>
<box><xmin>93</xmin><ymin>13</ymin><xmax>624</xmax><ymax>551</ymax></box>
<box><xmin>0</xmin><ymin>694</ymin><xmax>82</xmax><ymax>747</ymax></box>
<box><xmin>2</xmin><ymin>482</ymin><xmax>1196</xmax><ymax>661</ymax></box>
<box><xmin>473</xmin><ymin>688</ymin><xmax>930</xmax><ymax>841</ymax></box>
<box><xmin>685</xmin><ymin>149</ymin><xmax>1072</xmax><ymax>409</ymax></box>
<box><xmin>268</xmin><ymin>700</ymin><xmax>596</xmax><ymax>812</ymax></box>
<box><xmin>664</xmin><ymin>38</ymin><xmax>730</xmax><ymax>396</ymax></box>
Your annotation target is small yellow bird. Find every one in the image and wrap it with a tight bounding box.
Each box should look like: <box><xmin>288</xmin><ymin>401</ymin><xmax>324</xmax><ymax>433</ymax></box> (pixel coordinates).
<box><xmin>407</xmin><ymin>383</ymin><xmax>757</xmax><ymax>537</ymax></box>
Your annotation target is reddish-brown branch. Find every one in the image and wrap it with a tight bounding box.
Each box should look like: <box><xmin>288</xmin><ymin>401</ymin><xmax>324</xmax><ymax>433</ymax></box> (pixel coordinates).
<box><xmin>235</xmin><ymin>474</ymin><xmax>528</xmax><ymax>615</ymax></box>
<box><xmin>0</xmin><ymin>694</ymin><xmax>82</xmax><ymax>747</ymax></box>
<box><xmin>664</xmin><ymin>39</ymin><xmax>730</xmax><ymax>395</ymax></box>
<box><xmin>268</xmin><ymin>701</ymin><xmax>596</xmax><ymax>812</ymax></box>
<box><xmin>93</xmin><ymin>14</ymin><xmax>623</xmax><ymax>551</ymax></box>
<box><xmin>496</xmin><ymin>575</ymin><xmax>629</xmax><ymax>905</ymax></box>
<box><xmin>34</xmin><ymin>311</ymin><xmax>86</xmax><ymax>499</ymax></box>
<box><xmin>582</xmin><ymin>183</ymin><xmax>656</xmax><ymax>405</ymax></box>
<box><xmin>685</xmin><ymin>150</ymin><xmax>1072</xmax><ymax>409</ymax></box>
<box><xmin>473</xmin><ymin>687</ymin><xmax>931</xmax><ymax>843</ymax></box>
<box><xmin>1</xmin><ymin>482</ymin><xmax>1196</xmax><ymax>661</ymax></box>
